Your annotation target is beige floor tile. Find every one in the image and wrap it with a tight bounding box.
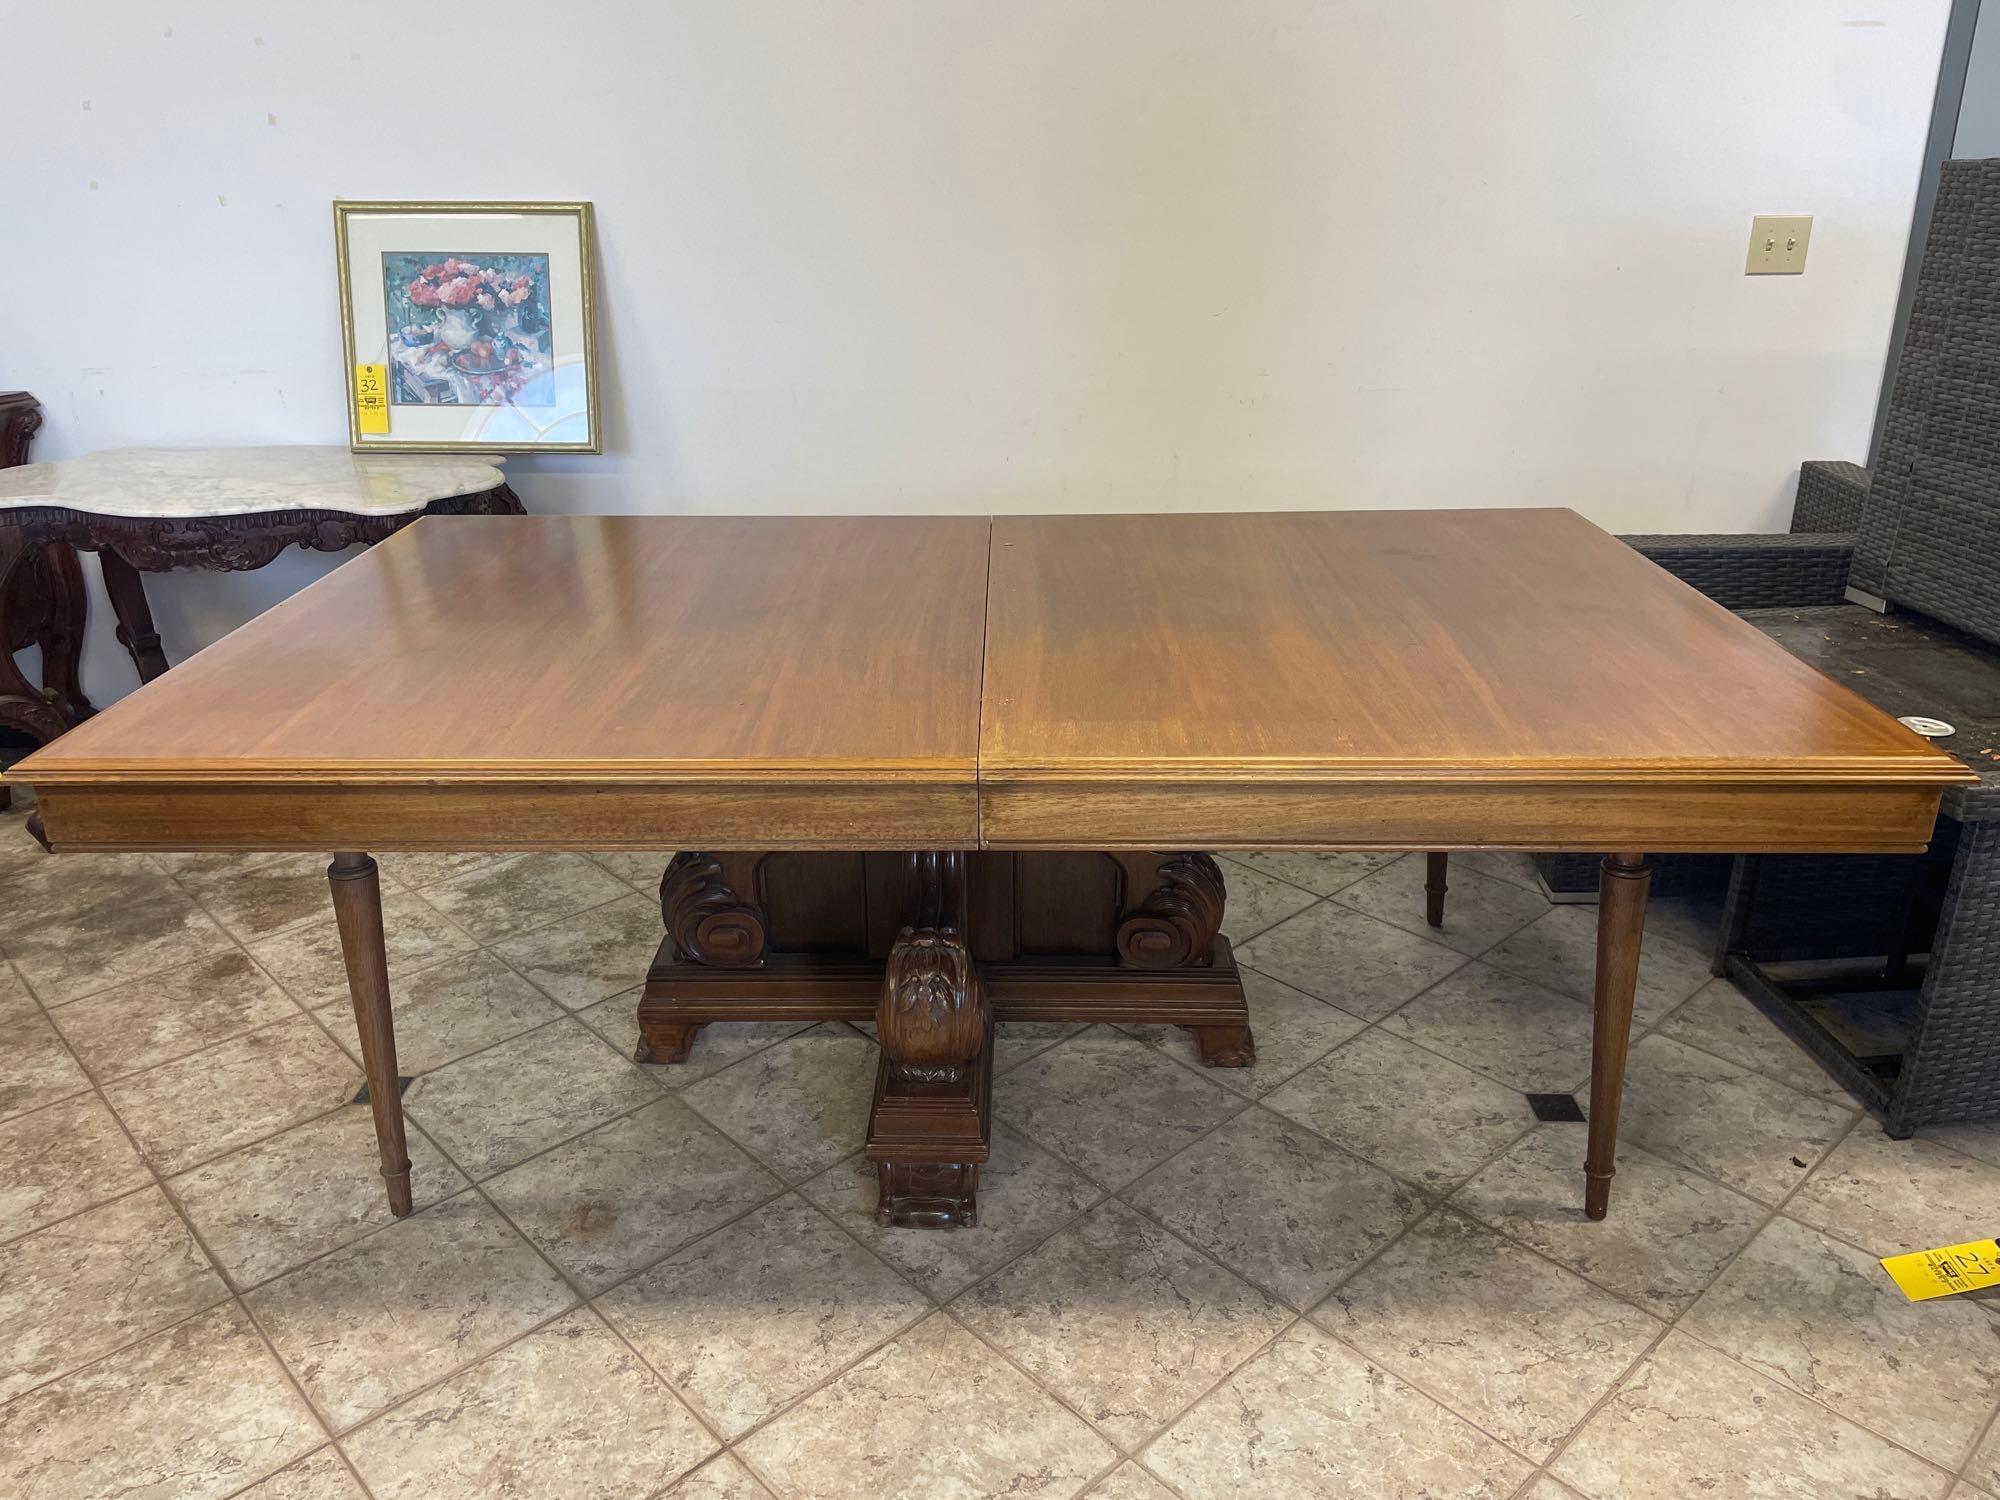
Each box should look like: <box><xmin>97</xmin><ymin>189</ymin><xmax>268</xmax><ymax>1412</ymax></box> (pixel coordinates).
<box><xmin>1265</xmin><ymin>1028</ymin><xmax>1536</xmax><ymax>1191</ymax></box>
<box><xmin>1553</xmin><ymin>1331</ymin><xmax>1946</xmax><ymax>1500</ymax></box>
<box><xmin>171</xmin><ymin>1108</ymin><xmax>467</xmax><ymax>1287</ymax></box>
<box><xmin>1220</xmin><ymin>849</ymin><xmax>1397</xmax><ymax>897</ymax></box>
<box><xmin>158</xmin><ymin>851</ymin><xmax>300</xmax><ymax>885</ymax></box>
<box><xmin>678</xmin><ymin>1025</ymin><xmax>879</xmax><ymax>1180</ymax></box>
<box><xmin>1953</xmin><ymin>1484</ymin><xmax>1996</xmax><ymax>1500</ymax></box>
<box><xmin>50</xmin><ymin>949</ymin><xmax>298</xmax><ymax>1082</ymax></box>
<box><xmin>491</xmin><ymin>892</ymin><xmax>666</xmax><ymax>1009</ymax></box>
<box><xmin>996</xmin><ymin>1029</ymin><xmax>1245</xmax><ymax>1188</ymax></box>
<box><xmin>801</xmin><ymin>1128</ymin><xmax>1101</xmax><ymax>1300</ymax></box>
<box><xmin>404</xmin><ymin>1018</ymin><xmax>660</xmax><ymax>1178</ymax></box>
<box><xmin>954</xmin><ymin>1199</ymin><xmax>1290</xmax><ymax>1449</ymax></box>
<box><xmin>0</xmin><ymin>1093</ymin><xmax>151</xmax><ymax>1240</ymax></box>
<box><xmin>1453</xmin><ymin>851</ymin><xmax>1543</xmax><ymax>891</ymax></box>
<box><xmin>1968</xmin><ymin>1419</ymin><xmax>2000</xmax><ymax>1495</ymax></box>
<box><xmin>1657</xmin><ymin>977</ymin><xmax>1856</xmax><ymax>1104</ymax></box>
<box><xmin>1919</xmin><ymin>1116</ymin><xmax>2000</xmax><ymax>1170</ymax></box>
<box><xmin>230</xmin><ymin>1449</ymin><xmax>367</xmax><ymax>1499</ymax></box>
<box><xmin>314</xmin><ymin>950</ymin><xmax>560</xmax><ymax>1075</ymax></box>
<box><xmin>0</xmin><ymin>1010</ymin><xmax>89</xmax><ymax>1123</ymax></box>
<box><xmin>1383</xmin><ymin>961</ymin><xmax>1596</xmax><ymax>1092</ymax></box>
<box><xmin>579</xmin><ymin>992</ymin><xmax>816</xmax><ymax>1084</ymax></box>
<box><xmin>1318</xmin><ymin>1208</ymin><xmax>1662</xmax><ymax>1460</ymax></box>
<box><xmin>1213</xmin><ymin>864</ymin><xmax>1320</xmax><ymax>944</ymax></box>
<box><xmin>1619</xmin><ymin>1034</ymin><xmax>1855</xmax><ymax>1204</ymax></box>
<box><xmin>1450</xmin><ymin>1126</ymin><xmax>1765</xmax><ymax>1317</ymax></box>
<box><xmin>1680</xmin><ymin>1213</ymin><xmax>2000</xmax><ymax>1467</ymax></box>
<box><xmin>487</xmin><ymin>1095</ymin><xmax>782</xmax><ymax>1293</ymax></box>
<box><xmin>249</xmin><ymin>1192</ymin><xmax>575</xmax><ymax>1430</ymax></box>
<box><xmin>1089</xmin><ymin>1464</ymin><xmax>1180</xmax><ymax>1500</ymax></box>
<box><xmin>191</xmin><ymin>853</ymin><xmax>339</xmax><ymax>942</ymax></box>
<box><xmin>1143</xmin><ymin>1322</ymin><xmax>1534</xmax><ymax>1499</ymax></box>
<box><xmin>1481</xmin><ymin>904</ymin><xmax>1714</xmax><ymax>1028</ymax></box>
<box><xmin>0</xmin><ymin>849</ymin><xmax>173</xmax><ymax>930</ymax></box>
<box><xmin>0</xmin><ymin>1302</ymin><xmax>320</xmax><ymax>1500</ymax></box>
<box><xmin>736</xmin><ymin>1313</ymin><xmax>1114</xmax><ymax>1500</ymax></box>
<box><xmin>586</xmin><ymin>849</ymin><xmax>676</xmax><ymax>888</ymax></box>
<box><xmin>1120</xmin><ymin>968</ymin><xmax>1367</xmax><ymax>1096</ymax></box>
<box><xmin>419</xmin><ymin>853</ymin><xmax>630</xmax><ymax>942</ymax></box>
<box><xmin>1125</xmin><ymin>1105</ymin><xmax>1423</xmax><ymax>1309</ymax></box>
<box><xmin>992</xmin><ymin>1020</ymin><xmax>1087</xmax><ymax>1073</ymax></box>
<box><xmin>0</xmin><ymin>1186</ymin><xmax>228</xmax><ymax>1402</ymax></box>
<box><xmin>1332</xmin><ymin>852</ymin><xmax>1549</xmax><ymax>957</ymax></box>
<box><xmin>8</xmin><ymin>887</ymin><xmax>237</xmax><ymax>1006</ymax></box>
<box><xmin>374</xmin><ymin>851</ymin><xmax>506</xmax><ymax>889</ymax></box>
<box><xmin>599</xmin><ymin>1195</ymin><xmax>929</xmax><ymax>1439</ymax></box>
<box><xmin>1232</xmin><ymin>901</ymin><xmax>1468</xmax><ymax>1019</ymax></box>
<box><xmin>666</xmin><ymin>1454</ymin><xmax>776</xmax><ymax>1499</ymax></box>
<box><xmin>343</xmin><ymin>1307</ymin><xmax>717</xmax><ymax>1499</ymax></box>
<box><xmin>105</xmin><ymin>1014</ymin><xmax>362</xmax><ymax>1175</ymax></box>
<box><xmin>249</xmin><ymin>889</ymin><xmax>479</xmax><ymax>1006</ymax></box>
<box><xmin>1520</xmin><ymin>1479</ymin><xmax>1587</xmax><ymax>1500</ymax></box>
<box><xmin>1788</xmin><ymin>1127</ymin><xmax>2000</xmax><ymax>1257</ymax></box>
<box><xmin>0</xmin><ymin>957</ymin><xmax>35</xmax><ymax>1024</ymax></box>
<box><xmin>231</xmin><ymin>1449</ymin><xmax>366</xmax><ymax>1498</ymax></box>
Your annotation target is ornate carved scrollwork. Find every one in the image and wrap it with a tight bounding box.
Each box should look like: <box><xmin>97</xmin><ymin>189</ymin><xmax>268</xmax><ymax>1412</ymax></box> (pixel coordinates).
<box><xmin>880</xmin><ymin>925</ymin><xmax>984</xmax><ymax>1086</ymax></box>
<box><xmin>1115</xmin><ymin>852</ymin><xmax>1226</xmax><ymax>969</ymax></box>
<box><xmin>4</xmin><ymin>482</ymin><xmax>527</xmax><ymax>574</ymax></box>
<box><xmin>659</xmin><ymin>852</ymin><xmax>769</xmax><ymax>968</ymax></box>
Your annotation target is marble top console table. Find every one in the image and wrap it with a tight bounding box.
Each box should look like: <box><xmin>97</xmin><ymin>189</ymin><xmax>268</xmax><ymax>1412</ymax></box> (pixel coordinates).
<box><xmin>0</xmin><ymin>445</ymin><xmax>523</xmax><ymax>685</ymax></box>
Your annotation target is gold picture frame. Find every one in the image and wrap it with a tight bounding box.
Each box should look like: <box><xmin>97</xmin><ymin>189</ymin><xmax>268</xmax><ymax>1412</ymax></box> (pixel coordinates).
<box><xmin>334</xmin><ymin>200</ymin><xmax>601</xmax><ymax>454</ymax></box>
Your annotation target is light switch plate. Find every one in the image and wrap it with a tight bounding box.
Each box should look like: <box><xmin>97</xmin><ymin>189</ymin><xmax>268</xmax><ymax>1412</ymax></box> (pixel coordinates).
<box><xmin>1747</xmin><ymin>213</ymin><xmax>1812</xmax><ymax>274</ymax></box>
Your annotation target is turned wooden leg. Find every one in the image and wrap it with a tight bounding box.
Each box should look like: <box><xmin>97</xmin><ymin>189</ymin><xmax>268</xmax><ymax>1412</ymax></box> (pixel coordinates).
<box><xmin>30</xmin><ymin>543</ymin><xmax>94</xmax><ymax>726</ymax></box>
<box><xmin>1425</xmin><ymin>852</ymin><xmax>1449</xmax><ymax>927</ymax></box>
<box><xmin>868</xmin><ymin>851</ymin><xmax>991</xmax><ymax>1229</ymax></box>
<box><xmin>328</xmin><ymin>852</ymin><xmax>413</xmax><ymax>1217</ymax></box>
<box><xmin>100</xmin><ymin>551</ymin><xmax>170</xmax><ymax>684</ymax></box>
<box><xmin>1585</xmin><ymin>851</ymin><xmax>1651</xmax><ymax>1220</ymax></box>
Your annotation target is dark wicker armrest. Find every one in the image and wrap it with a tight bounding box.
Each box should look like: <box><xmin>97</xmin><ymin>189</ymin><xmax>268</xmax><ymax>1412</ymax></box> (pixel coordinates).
<box><xmin>1619</xmin><ymin>533</ymin><xmax>1855</xmax><ymax>610</ymax></box>
<box><xmin>1791</xmin><ymin>460</ymin><xmax>1869</xmax><ymax>534</ymax></box>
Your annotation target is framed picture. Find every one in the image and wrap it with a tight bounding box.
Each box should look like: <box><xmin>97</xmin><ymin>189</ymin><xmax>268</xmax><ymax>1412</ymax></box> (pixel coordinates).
<box><xmin>334</xmin><ymin>200</ymin><xmax>600</xmax><ymax>453</ymax></box>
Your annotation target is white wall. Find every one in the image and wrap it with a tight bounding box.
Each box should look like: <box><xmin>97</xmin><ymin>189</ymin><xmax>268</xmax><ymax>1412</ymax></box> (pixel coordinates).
<box><xmin>1</xmin><ymin>1</ymin><xmax>1951</xmax><ymax>698</ymax></box>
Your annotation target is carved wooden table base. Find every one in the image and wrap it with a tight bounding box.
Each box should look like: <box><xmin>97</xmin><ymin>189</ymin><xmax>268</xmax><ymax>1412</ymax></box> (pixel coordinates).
<box><xmin>638</xmin><ymin>848</ymin><xmax>1252</xmax><ymax>1228</ymax></box>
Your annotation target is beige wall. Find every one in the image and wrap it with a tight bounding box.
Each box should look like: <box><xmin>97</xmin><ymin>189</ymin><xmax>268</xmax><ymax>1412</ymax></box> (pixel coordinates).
<box><xmin>0</xmin><ymin>1</ymin><xmax>1951</xmax><ymax>695</ymax></box>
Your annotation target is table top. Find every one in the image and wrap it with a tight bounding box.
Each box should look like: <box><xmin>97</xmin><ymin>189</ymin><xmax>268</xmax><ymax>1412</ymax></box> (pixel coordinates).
<box><xmin>9</xmin><ymin>509</ymin><xmax>1973</xmax><ymax>855</ymax></box>
<box><xmin>0</xmin><ymin>445</ymin><xmax>505</xmax><ymax>520</ymax></box>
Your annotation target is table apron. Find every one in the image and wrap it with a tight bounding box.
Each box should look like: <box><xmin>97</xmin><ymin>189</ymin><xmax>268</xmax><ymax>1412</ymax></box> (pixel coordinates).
<box><xmin>976</xmin><ymin>779</ymin><xmax>1950</xmax><ymax>853</ymax></box>
<box><xmin>29</xmin><ymin>780</ymin><xmax>982</xmax><ymax>853</ymax></box>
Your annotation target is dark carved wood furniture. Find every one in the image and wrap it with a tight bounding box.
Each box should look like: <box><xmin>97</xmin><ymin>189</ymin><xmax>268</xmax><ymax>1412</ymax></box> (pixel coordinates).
<box><xmin>0</xmin><ymin>445</ymin><xmax>524</xmax><ymax>686</ymax></box>
<box><xmin>5</xmin><ymin>511</ymin><xmax>1968</xmax><ymax>1234</ymax></box>
<box><xmin>643</xmin><ymin>848</ymin><xmax>1249</xmax><ymax>1226</ymax></box>
<box><xmin>0</xmin><ymin>393</ymin><xmax>92</xmax><ymax>813</ymax></box>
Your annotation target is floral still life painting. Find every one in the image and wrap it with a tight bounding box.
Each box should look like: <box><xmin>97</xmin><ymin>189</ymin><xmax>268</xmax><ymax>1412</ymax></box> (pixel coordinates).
<box><xmin>382</xmin><ymin>252</ymin><xmax>554</xmax><ymax>407</ymax></box>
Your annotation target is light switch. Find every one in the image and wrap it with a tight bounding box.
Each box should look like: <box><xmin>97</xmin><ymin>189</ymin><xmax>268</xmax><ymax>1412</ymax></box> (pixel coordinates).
<box><xmin>1746</xmin><ymin>214</ymin><xmax>1812</xmax><ymax>274</ymax></box>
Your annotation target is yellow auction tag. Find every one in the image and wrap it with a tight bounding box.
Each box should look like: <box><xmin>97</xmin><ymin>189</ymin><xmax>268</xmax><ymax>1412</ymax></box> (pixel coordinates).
<box><xmin>1880</xmin><ymin>1239</ymin><xmax>2000</xmax><ymax>1301</ymax></box>
<box><xmin>354</xmin><ymin>363</ymin><xmax>390</xmax><ymax>435</ymax></box>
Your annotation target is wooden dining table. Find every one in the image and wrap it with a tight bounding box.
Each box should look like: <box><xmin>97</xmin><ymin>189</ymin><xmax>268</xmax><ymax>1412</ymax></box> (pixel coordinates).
<box><xmin>4</xmin><ymin>510</ymin><xmax>1970</xmax><ymax>1232</ymax></box>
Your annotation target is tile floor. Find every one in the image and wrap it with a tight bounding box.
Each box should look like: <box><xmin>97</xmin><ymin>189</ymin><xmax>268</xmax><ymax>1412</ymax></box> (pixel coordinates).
<box><xmin>3</xmin><ymin>785</ymin><xmax>1999</xmax><ymax>1499</ymax></box>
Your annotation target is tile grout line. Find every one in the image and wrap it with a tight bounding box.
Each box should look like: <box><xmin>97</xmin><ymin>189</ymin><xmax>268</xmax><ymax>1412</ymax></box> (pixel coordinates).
<box><xmin>0</xmin><ymin>923</ymin><xmax>363</xmax><ymax>1494</ymax></box>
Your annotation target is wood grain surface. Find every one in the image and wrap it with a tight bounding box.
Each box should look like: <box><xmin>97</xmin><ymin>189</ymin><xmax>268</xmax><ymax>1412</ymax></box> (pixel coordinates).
<box><xmin>978</xmin><ymin>510</ymin><xmax>1970</xmax><ymax>850</ymax></box>
<box><xmin>8</xmin><ymin>508</ymin><xmax>1971</xmax><ymax>854</ymax></box>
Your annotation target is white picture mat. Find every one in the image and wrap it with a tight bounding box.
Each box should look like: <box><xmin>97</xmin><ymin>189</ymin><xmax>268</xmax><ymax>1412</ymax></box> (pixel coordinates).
<box><xmin>342</xmin><ymin>208</ymin><xmax>591</xmax><ymax>447</ymax></box>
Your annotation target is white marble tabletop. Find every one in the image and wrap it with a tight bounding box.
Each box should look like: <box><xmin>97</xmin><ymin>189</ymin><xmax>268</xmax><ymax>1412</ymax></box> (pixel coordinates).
<box><xmin>0</xmin><ymin>446</ymin><xmax>506</xmax><ymax>520</ymax></box>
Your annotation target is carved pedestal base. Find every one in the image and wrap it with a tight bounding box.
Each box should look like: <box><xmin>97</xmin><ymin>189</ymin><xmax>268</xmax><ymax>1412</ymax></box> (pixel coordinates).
<box><xmin>637</xmin><ymin>849</ymin><xmax>1250</xmax><ymax>1228</ymax></box>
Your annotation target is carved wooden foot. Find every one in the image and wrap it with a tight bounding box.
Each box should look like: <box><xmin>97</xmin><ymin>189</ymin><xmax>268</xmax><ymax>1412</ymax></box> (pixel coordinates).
<box><xmin>867</xmin><ymin>853</ymin><xmax>991</xmax><ymax>1230</ymax></box>
<box><xmin>636</xmin><ymin>852</ymin><xmax>767</xmax><ymax>1065</ymax></box>
<box><xmin>635</xmin><ymin>1020</ymin><xmax>704</xmax><ymax>1065</ymax></box>
<box><xmin>1186</xmin><ymin>1023</ymin><xmax>1256</xmax><ymax>1067</ymax></box>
